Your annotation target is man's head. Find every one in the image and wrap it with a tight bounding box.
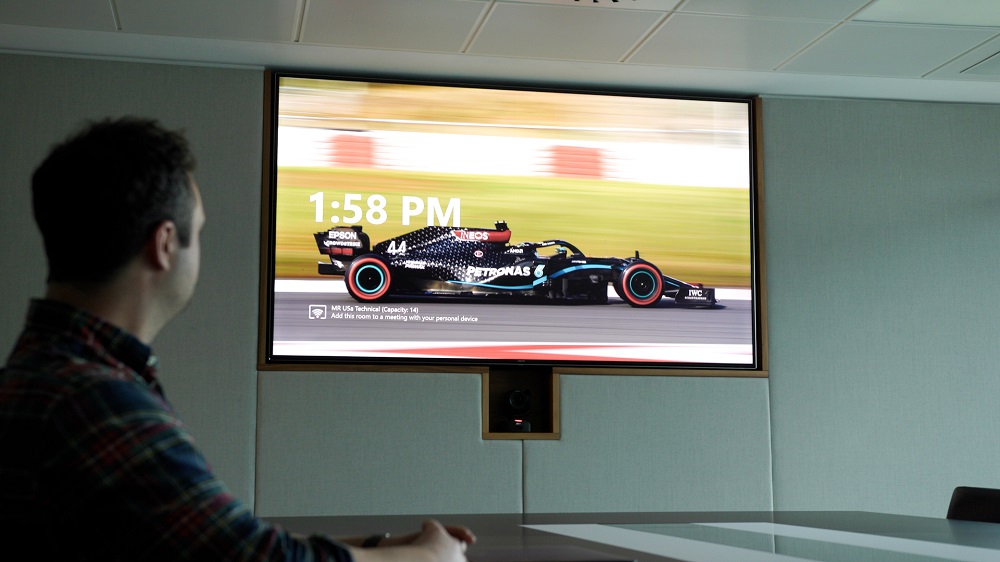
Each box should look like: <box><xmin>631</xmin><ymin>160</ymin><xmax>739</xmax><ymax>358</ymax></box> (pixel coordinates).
<box><xmin>32</xmin><ymin>117</ymin><xmax>198</xmax><ymax>285</ymax></box>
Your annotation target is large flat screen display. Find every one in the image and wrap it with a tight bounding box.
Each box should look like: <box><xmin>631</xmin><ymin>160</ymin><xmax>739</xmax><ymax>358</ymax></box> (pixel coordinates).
<box><xmin>262</xmin><ymin>72</ymin><xmax>763</xmax><ymax>372</ymax></box>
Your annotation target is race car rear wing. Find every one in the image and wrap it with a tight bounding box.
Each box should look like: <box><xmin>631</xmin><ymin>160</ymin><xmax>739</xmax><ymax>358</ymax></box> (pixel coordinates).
<box><xmin>315</xmin><ymin>225</ymin><xmax>370</xmax><ymax>275</ymax></box>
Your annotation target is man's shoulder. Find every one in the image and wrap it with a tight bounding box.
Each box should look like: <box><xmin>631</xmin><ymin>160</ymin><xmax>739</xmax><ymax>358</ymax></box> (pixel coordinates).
<box><xmin>1</xmin><ymin>360</ymin><xmax>168</xmax><ymax>424</ymax></box>
<box><xmin>2</xmin><ymin>353</ymin><xmax>141</xmax><ymax>388</ymax></box>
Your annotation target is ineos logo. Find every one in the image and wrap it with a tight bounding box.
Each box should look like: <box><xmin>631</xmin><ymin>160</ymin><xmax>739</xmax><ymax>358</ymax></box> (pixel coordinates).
<box><xmin>453</xmin><ymin>230</ymin><xmax>490</xmax><ymax>241</ymax></box>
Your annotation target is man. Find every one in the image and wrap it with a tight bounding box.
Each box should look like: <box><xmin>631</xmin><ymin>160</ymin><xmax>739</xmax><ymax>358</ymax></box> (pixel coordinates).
<box><xmin>0</xmin><ymin>117</ymin><xmax>474</xmax><ymax>561</ymax></box>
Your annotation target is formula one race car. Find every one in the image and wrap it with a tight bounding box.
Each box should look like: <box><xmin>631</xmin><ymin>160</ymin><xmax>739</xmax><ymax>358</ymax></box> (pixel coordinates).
<box><xmin>314</xmin><ymin>221</ymin><xmax>716</xmax><ymax>308</ymax></box>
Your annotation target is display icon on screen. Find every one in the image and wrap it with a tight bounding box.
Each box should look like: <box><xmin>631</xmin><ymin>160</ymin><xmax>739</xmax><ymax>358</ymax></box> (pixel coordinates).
<box><xmin>308</xmin><ymin>305</ymin><xmax>327</xmax><ymax>319</ymax></box>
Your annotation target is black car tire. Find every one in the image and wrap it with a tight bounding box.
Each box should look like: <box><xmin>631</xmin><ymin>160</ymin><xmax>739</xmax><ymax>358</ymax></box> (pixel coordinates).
<box><xmin>345</xmin><ymin>255</ymin><xmax>393</xmax><ymax>302</ymax></box>
<box><xmin>619</xmin><ymin>262</ymin><xmax>663</xmax><ymax>307</ymax></box>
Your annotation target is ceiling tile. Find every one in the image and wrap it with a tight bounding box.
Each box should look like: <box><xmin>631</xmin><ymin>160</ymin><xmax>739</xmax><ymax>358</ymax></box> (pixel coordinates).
<box><xmin>783</xmin><ymin>22</ymin><xmax>999</xmax><ymax>77</ymax></box>
<box><xmin>678</xmin><ymin>0</ymin><xmax>871</xmax><ymax>21</ymax></box>
<box><xmin>0</xmin><ymin>0</ymin><xmax>115</xmax><ymax>31</ymax></box>
<box><xmin>497</xmin><ymin>0</ymin><xmax>681</xmax><ymax>11</ymax></box>
<box><xmin>856</xmin><ymin>0</ymin><xmax>1000</xmax><ymax>27</ymax></box>
<box><xmin>921</xmin><ymin>34</ymin><xmax>1000</xmax><ymax>80</ymax></box>
<box><xmin>304</xmin><ymin>0</ymin><xmax>488</xmax><ymax>52</ymax></box>
<box><xmin>117</xmin><ymin>0</ymin><xmax>301</xmax><ymax>42</ymax></box>
<box><xmin>630</xmin><ymin>14</ymin><xmax>832</xmax><ymax>70</ymax></box>
<box><xmin>963</xmin><ymin>50</ymin><xmax>1000</xmax><ymax>76</ymax></box>
<box><xmin>469</xmin><ymin>3</ymin><xmax>662</xmax><ymax>62</ymax></box>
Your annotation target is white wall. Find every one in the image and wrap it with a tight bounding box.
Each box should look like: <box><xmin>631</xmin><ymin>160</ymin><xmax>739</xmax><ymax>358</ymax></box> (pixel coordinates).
<box><xmin>0</xmin><ymin>53</ymin><xmax>263</xmax><ymax>503</ymax></box>
<box><xmin>256</xmin><ymin>371</ymin><xmax>524</xmax><ymax>516</ymax></box>
<box><xmin>523</xmin><ymin>375</ymin><xmax>772</xmax><ymax>513</ymax></box>
<box><xmin>4</xmin><ymin>53</ymin><xmax>999</xmax><ymax>519</ymax></box>
<box><xmin>763</xmin><ymin>97</ymin><xmax>1000</xmax><ymax>516</ymax></box>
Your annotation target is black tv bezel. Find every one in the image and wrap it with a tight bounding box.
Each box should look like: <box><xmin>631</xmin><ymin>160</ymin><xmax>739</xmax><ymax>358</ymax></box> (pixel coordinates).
<box><xmin>258</xmin><ymin>70</ymin><xmax>767</xmax><ymax>376</ymax></box>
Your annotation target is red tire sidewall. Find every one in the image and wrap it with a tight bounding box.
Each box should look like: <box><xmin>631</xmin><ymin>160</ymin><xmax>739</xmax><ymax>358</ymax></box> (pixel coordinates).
<box><xmin>621</xmin><ymin>263</ymin><xmax>662</xmax><ymax>306</ymax></box>
<box><xmin>346</xmin><ymin>257</ymin><xmax>392</xmax><ymax>301</ymax></box>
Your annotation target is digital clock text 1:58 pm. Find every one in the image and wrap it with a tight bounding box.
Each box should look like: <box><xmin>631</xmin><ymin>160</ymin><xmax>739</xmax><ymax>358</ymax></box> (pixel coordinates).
<box><xmin>309</xmin><ymin>192</ymin><xmax>461</xmax><ymax>226</ymax></box>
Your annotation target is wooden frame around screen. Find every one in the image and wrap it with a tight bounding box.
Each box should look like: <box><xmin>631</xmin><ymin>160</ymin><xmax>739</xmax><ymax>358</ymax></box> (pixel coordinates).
<box><xmin>257</xmin><ymin>71</ymin><xmax>768</xmax><ymax>379</ymax></box>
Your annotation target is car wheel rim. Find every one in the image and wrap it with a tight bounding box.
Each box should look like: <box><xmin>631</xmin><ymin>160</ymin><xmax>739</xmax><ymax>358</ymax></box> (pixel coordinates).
<box><xmin>354</xmin><ymin>264</ymin><xmax>386</xmax><ymax>294</ymax></box>
<box><xmin>628</xmin><ymin>271</ymin><xmax>657</xmax><ymax>299</ymax></box>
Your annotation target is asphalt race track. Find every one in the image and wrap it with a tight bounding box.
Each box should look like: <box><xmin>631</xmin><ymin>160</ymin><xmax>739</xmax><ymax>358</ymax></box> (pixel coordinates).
<box><xmin>271</xmin><ymin>283</ymin><xmax>753</xmax><ymax>347</ymax></box>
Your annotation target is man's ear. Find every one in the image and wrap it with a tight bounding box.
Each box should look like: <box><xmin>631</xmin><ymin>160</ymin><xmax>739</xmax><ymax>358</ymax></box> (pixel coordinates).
<box><xmin>146</xmin><ymin>220</ymin><xmax>178</xmax><ymax>271</ymax></box>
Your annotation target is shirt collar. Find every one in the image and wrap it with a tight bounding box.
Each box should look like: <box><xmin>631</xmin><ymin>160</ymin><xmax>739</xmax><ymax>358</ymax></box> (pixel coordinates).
<box><xmin>23</xmin><ymin>298</ymin><xmax>161</xmax><ymax>391</ymax></box>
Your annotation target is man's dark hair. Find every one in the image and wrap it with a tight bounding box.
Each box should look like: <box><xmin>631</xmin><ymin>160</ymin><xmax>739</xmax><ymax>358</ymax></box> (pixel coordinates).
<box><xmin>32</xmin><ymin>117</ymin><xmax>197</xmax><ymax>284</ymax></box>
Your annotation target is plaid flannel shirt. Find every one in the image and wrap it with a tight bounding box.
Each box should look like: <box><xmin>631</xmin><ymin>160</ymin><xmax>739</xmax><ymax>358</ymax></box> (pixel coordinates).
<box><xmin>0</xmin><ymin>299</ymin><xmax>352</xmax><ymax>561</ymax></box>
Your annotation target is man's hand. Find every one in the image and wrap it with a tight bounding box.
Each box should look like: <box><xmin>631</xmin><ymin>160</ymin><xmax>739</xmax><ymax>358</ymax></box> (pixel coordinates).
<box><xmin>390</xmin><ymin>519</ymin><xmax>476</xmax><ymax>549</ymax></box>
<box><xmin>409</xmin><ymin>520</ymin><xmax>474</xmax><ymax>561</ymax></box>
<box><xmin>349</xmin><ymin>519</ymin><xmax>475</xmax><ymax>562</ymax></box>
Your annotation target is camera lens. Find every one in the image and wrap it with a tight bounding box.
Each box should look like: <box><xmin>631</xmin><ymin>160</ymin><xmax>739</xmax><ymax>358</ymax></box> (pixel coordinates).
<box><xmin>507</xmin><ymin>389</ymin><xmax>532</xmax><ymax>413</ymax></box>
